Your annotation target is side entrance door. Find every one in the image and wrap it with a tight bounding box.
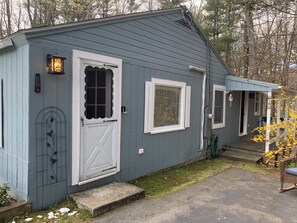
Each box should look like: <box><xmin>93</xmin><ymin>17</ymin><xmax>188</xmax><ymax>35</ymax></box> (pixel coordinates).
<box><xmin>72</xmin><ymin>50</ymin><xmax>122</xmax><ymax>185</ymax></box>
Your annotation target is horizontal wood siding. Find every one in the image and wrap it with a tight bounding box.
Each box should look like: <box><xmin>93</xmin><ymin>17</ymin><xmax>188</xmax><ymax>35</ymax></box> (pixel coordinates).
<box><xmin>0</xmin><ymin>45</ymin><xmax>29</xmax><ymax>200</ymax></box>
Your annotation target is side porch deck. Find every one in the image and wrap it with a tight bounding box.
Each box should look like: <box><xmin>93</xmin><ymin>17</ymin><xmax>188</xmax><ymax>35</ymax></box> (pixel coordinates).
<box><xmin>220</xmin><ymin>135</ymin><xmax>264</xmax><ymax>163</ymax></box>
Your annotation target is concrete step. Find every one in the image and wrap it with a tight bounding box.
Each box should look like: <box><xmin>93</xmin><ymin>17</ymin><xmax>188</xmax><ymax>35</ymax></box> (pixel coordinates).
<box><xmin>224</xmin><ymin>146</ymin><xmax>263</xmax><ymax>156</ymax></box>
<box><xmin>220</xmin><ymin>150</ymin><xmax>262</xmax><ymax>163</ymax></box>
<box><xmin>69</xmin><ymin>182</ymin><xmax>145</xmax><ymax>217</ymax></box>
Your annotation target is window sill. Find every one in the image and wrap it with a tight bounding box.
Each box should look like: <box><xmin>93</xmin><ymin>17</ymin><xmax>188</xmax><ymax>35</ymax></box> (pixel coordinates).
<box><xmin>149</xmin><ymin>125</ymin><xmax>185</xmax><ymax>134</ymax></box>
<box><xmin>212</xmin><ymin>123</ymin><xmax>225</xmax><ymax>129</ymax></box>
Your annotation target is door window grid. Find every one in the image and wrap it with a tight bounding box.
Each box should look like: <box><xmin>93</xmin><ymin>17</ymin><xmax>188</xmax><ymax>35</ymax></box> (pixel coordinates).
<box><xmin>84</xmin><ymin>66</ymin><xmax>113</xmax><ymax>119</ymax></box>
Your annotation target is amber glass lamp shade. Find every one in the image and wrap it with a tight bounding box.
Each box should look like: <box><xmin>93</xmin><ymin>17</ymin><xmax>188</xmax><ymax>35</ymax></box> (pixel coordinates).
<box><xmin>47</xmin><ymin>55</ymin><xmax>66</xmax><ymax>75</ymax></box>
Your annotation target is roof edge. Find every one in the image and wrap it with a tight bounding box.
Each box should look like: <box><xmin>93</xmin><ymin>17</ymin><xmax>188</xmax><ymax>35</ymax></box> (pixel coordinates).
<box><xmin>0</xmin><ymin>38</ymin><xmax>14</xmax><ymax>50</ymax></box>
<box><xmin>8</xmin><ymin>8</ymin><xmax>181</xmax><ymax>40</ymax></box>
<box><xmin>226</xmin><ymin>75</ymin><xmax>279</xmax><ymax>92</ymax></box>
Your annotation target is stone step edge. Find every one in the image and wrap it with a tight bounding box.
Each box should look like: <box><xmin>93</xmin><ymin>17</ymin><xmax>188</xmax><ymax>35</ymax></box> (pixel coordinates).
<box><xmin>223</xmin><ymin>145</ymin><xmax>264</xmax><ymax>153</ymax></box>
<box><xmin>220</xmin><ymin>151</ymin><xmax>263</xmax><ymax>163</ymax></box>
<box><xmin>91</xmin><ymin>190</ymin><xmax>145</xmax><ymax>217</ymax></box>
<box><xmin>223</xmin><ymin>147</ymin><xmax>264</xmax><ymax>156</ymax></box>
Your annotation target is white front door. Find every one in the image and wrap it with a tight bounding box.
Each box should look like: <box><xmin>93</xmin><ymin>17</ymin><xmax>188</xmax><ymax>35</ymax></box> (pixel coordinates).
<box><xmin>72</xmin><ymin>50</ymin><xmax>122</xmax><ymax>185</ymax></box>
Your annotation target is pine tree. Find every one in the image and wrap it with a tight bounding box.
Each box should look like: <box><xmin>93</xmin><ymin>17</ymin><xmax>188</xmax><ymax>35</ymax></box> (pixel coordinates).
<box><xmin>202</xmin><ymin>0</ymin><xmax>239</xmax><ymax>68</ymax></box>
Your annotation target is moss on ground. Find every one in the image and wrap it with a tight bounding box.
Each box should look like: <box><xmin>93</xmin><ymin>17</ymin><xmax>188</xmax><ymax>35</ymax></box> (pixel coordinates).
<box><xmin>13</xmin><ymin>158</ymin><xmax>274</xmax><ymax>222</ymax></box>
<box><xmin>131</xmin><ymin>158</ymin><xmax>269</xmax><ymax>197</ymax></box>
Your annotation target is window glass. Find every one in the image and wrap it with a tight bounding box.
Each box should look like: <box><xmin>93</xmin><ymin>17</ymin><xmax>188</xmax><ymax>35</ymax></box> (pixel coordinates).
<box><xmin>154</xmin><ymin>85</ymin><xmax>180</xmax><ymax>127</ymax></box>
<box><xmin>212</xmin><ymin>85</ymin><xmax>226</xmax><ymax>129</ymax></box>
<box><xmin>214</xmin><ymin>91</ymin><xmax>223</xmax><ymax>124</ymax></box>
<box><xmin>254</xmin><ymin>92</ymin><xmax>261</xmax><ymax>115</ymax></box>
<box><xmin>144</xmin><ymin>78</ymin><xmax>190</xmax><ymax>134</ymax></box>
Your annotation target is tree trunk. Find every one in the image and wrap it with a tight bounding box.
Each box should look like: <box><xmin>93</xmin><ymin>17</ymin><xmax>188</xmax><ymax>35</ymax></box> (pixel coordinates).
<box><xmin>243</xmin><ymin>21</ymin><xmax>249</xmax><ymax>78</ymax></box>
<box><xmin>5</xmin><ymin>0</ymin><xmax>11</xmax><ymax>35</ymax></box>
<box><xmin>243</xmin><ymin>0</ymin><xmax>258</xmax><ymax>79</ymax></box>
<box><xmin>225</xmin><ymin>0</ymin><xmax>232</xmax><ymax>66</ymax></box>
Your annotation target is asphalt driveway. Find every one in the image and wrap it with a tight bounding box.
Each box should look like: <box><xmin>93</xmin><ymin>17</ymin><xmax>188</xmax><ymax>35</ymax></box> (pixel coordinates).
<box><xmin>92</xmin><ymin>168</ymin><xmax>297</xmax><ymax>223</ymax></box>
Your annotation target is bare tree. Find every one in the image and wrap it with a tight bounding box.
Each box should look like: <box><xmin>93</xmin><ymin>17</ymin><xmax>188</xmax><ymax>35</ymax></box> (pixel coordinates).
<box><xmin>113</xmin><ymin>0</ymin><xmax>140</xmax><ymax>15</ymax></box>
<box><xmin>242</xmin><ymin>0</ymin><xmax>258</xmax><ymax>79</ymax></box>
<box><xmin>61</xmin><ymin>0</ymin><xmax>96</xmax><ymax>22</ymax></box>
<box><xmin>5</xmin><ymin>0</ymin><xmax>12</xmax><ymax>35</ymax></box>
<box><xmin>0</xmin><ymin>1</ymin><xmax>4</xmax><ymax>37</ymax></box>
<box><xmin>24</xmin><ymin>0</ymin><xmax>61</xmax><ymax>27</ymax></box>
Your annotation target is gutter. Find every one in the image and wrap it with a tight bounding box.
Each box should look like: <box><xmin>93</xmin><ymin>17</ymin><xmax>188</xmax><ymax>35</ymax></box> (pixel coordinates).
<box><xmin>189</xmin><ymin>65</ymin><xmax>206</xmax><ymax>151</ymax></box>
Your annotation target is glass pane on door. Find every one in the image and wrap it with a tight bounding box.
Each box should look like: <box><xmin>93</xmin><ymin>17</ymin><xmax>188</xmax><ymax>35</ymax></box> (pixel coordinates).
<box><xmin>84</xmin><ymin>66</ymin><xmax>113</xmax><ymax>119</ymax></box>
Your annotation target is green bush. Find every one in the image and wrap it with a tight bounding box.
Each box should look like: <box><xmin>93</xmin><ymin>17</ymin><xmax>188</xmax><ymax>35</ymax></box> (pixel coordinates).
<box><xmin>0</xmin><ymin>183</ymin><xmax>13</xmax><ymax>207</ymax></box>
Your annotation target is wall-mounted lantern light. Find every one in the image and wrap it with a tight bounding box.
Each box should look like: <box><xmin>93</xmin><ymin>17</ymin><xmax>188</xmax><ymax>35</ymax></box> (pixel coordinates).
<box><xmin>47</xmin><ymin>54</ymin><xmax>66</xmax><ymax>75</ymax></box>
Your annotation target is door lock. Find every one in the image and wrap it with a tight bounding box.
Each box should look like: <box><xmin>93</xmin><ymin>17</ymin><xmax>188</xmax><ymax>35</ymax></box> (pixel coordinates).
<box><xmin>80</xmin><ymin>117</ymin><xmax>84</xmax><ymax>126</ymax></box>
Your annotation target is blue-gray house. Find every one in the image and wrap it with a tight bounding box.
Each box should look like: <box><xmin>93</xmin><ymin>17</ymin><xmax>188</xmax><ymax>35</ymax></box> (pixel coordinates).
<box><xmin>0</xmin><ymin>7</ymin><xmax>278</xmax><ymax>209</ymax></box>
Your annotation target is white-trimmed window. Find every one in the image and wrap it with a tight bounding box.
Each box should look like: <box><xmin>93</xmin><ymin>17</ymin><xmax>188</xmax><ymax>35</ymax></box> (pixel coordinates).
<box><xmin>254</xmin><ymin>92</ymin><xmax>261</xmax><ymax>116</ymax></box>
<box><xmin>144</xmin><ymin>78</ymin><xmax>191</xmax><ymax>134</ymax></box>
<box><xmin>212</xmin><ymin>85</ymin><xmax>226</xmax><ymax>129</ymax></box>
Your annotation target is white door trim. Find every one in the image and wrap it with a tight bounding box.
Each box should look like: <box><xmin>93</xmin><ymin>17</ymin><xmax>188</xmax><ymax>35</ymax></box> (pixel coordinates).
<box><xmin>239</xmin><ymin>91</ymin><xmax>249</xmax><ymax>136</ymax></box>
<box><xmin>72</xmin><ymin>50</ymin><xmax>122</xmax><ymax>185</ymax></box>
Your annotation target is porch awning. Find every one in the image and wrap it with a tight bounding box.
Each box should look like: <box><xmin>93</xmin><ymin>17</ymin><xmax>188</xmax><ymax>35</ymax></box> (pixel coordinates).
<box><xmin>225</xmin><ymin>75</ymin><xmax>279</xmax><ymax>92</ymax></box>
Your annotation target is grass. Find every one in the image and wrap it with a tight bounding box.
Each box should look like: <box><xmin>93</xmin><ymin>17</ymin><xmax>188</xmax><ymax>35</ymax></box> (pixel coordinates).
<box><xmin>12</xmin><ymin>158</ymin><xmax>274</xmax><ymax>222</ymax></box>
<box><xmin>131</xmin><ymin>158</ymin><xmax>268</xmax><ymax>197</ymax></box>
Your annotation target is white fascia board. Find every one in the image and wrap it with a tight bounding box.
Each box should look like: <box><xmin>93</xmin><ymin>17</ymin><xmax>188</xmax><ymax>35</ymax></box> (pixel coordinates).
<box><xmin>0</xmin><ymin>38</ymin><xmax>13</xmax><ymax>50</ymax></box>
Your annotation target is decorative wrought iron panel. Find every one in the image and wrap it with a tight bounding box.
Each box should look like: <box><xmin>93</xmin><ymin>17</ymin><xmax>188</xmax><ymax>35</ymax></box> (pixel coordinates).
<box><xmin>35</xmin><ymin>107</ymin><xmax>66</xmax><ymax>208</ymax></box>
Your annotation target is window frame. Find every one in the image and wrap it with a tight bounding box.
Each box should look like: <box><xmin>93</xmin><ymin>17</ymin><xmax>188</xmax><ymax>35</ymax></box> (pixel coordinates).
<box><xmin>144</xmin><ymin>78</ymin><xmax>190</xmax><ymax>134</ymax></box>
<box><xmin>254</xmin><ymin>92</ymin><xmax>261</xmax><ymax>116</ymax></box>
<box><xmin>212</xmin><ymin>84</ymin><xmax>226</xmax><ymax>129</ymax></box>
<box><xmin>262</xmin><ymin>93</ymin><xmax>267</xmax><ymax>116</ymax></box>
